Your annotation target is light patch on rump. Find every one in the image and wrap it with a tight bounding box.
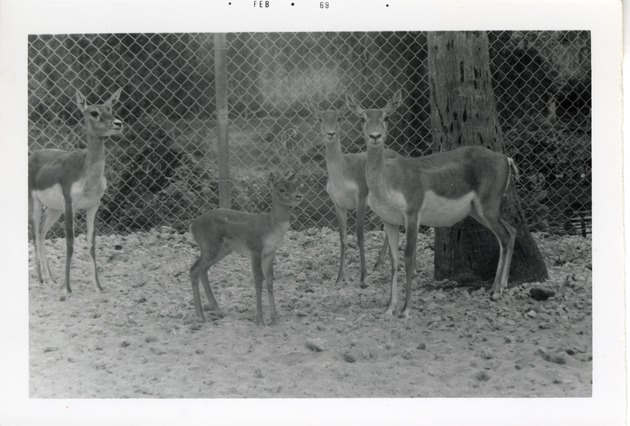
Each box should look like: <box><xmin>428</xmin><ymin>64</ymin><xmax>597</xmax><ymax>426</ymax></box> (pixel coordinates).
<box><xmin>419</xmin><ymin>190</ymin><xmax>475</xmax><ymax>227</ymax></box>
<box><xmin>367</xmin><ymin>190</ymin><xmax>407</xmax><ymax>226</ymax></box>
<box><xmin>33</xmin><ymin>177</ymin><xmax>107</xmax><ymax>211</ymax></box>
<box><xmin>327</xmin><ymin>179</ymin><xmax>360</xmax><ymax>210</ymax></box>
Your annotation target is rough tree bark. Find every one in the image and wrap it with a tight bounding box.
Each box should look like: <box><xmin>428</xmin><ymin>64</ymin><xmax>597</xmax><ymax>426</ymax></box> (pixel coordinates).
<box><xmin>427</xmin><ymin>31</ymin><xmax>547</xmax><ymax>286</ymax></box>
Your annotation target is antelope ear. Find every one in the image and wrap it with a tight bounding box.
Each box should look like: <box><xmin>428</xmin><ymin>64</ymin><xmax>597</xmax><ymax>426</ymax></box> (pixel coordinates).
<box><xmin>345</xmin><ymin>93</ymin><xmax>364</xmax><ymax>117</ymax></box>
<box><xmin>306</xmin><ymin>98</ymin><xmax>320</xmax><ymax>116</ymax></box>
<box><xmin>105</xmin><ymin>88</ymin><xmax>122</xmax><ymax>106</ymax></box>
<box><xmin>283</xmin><ymin>170</ymin><xmax>298</xmax><ymax>181</ymax></box>
<box><xmin>76</xmin><ymin>91</ymin><xmax>88</xmax><ymax>112</ymax></box>
<box><xmin>269</xmin><ymin>172</ymin><xmax>277</xmax><ymax>186</ymax></box>
<box><xmin>385</xmin><ymin>90</ymin><xmax>403</xmax><ymax>115</ymax></box>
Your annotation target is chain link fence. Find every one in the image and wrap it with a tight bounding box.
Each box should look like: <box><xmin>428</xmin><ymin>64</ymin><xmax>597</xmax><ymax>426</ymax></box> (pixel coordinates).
<box><xmin>28</xmin><ymin>31</ymin><xmax>591</xmax><ymax>239</ymax></box>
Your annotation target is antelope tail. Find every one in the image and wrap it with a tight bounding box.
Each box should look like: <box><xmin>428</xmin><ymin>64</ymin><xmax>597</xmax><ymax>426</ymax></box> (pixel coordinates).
<box><xmin>504</xmin><ymin>157</ymin><xmax>519</xmax><ymax>195</ymax></box>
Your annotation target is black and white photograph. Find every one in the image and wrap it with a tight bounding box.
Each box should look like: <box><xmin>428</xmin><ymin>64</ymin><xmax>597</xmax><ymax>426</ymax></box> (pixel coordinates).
<box><xmin>0</xmin><ymin>0</ymin><xmax>624</xmax><ymax>424</ymax></box>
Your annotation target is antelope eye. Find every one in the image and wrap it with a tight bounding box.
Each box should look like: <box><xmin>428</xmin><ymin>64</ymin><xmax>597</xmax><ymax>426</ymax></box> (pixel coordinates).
<box><xmin>279</xmin><ymin>187</ymin><xmax>286</xmax><ymax>193</ymax></box>
<box><xmin>90</xmin><ymin>110</ymin><xmax>99</xmax><ymax>118</ymax></box>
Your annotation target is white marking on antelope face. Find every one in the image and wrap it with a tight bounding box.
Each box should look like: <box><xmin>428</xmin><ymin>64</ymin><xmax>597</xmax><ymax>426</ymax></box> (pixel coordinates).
<box><xmin>317</xmin><ymin>110</ymin><xmax>343</xmax><ymax>144</ymax></box>
<box><xmin>361</xmin><ymin>109</ymin><xmax>390</xmax><ymax>148</ymax></box>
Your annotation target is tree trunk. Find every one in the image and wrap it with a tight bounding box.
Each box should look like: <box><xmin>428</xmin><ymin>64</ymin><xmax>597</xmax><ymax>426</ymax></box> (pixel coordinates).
<box><xmin>427</xmin><ymin>31</ymin><xmax>547</xmax><ymax>286</ymax></box>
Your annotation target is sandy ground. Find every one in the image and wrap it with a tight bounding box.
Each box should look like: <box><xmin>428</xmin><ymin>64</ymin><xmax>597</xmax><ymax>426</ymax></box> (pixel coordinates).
<box><xmin>28</xmin><ymin>227</ymin><xmax>591</xmax><ymax>398</ymax></box>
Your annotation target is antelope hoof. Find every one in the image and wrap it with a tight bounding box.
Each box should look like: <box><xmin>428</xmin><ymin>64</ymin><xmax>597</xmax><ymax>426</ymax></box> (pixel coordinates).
<box><xmin>335</xmin><ymin>276</ymin><xmax>345</xmax><ymax>286</ymax></box>
<box><xmin>490</xmin><ymin>291</ymin><xmax>501</xmax><ymax>301</ymax></box>
<box><xmin>359</xmin><ymin>281</ymin><xmax>368</xmax><ymax>290</ymax></box>
<box><xmin>399</xmin><ymin>309</ymin><xmax>410</xmax><ymax>319</ymax></box>
<box><xmin>382</xmin><ymin>307</ymin><xmax>395</xmax><ymax>316</ymax></box>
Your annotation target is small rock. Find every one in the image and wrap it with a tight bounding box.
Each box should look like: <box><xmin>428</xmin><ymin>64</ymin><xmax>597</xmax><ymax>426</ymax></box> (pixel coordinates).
<box><xmin>530</xmin><ymin>288</ymin><xmax>555</xmax><ymax>301</ymax></box>
<box><xmin>121</xmin><ymin>341</ymin><xmax>131</xmax><ymax>348</ymax></box>
<box><xmin>417</xmin><ymin>343</ymin><xmax>426</xmax><ymax>350</ymax></box>
<box><xmin>474</xmin><ymin>371</ymin><xmax>491</xmax><ymax>382</ymax></box>
<box><xmin>538</xmin><ymin>348</ymin><xmax>566</xmax><ymax>365</ymax></box>
<box><xmin>526</xmin><ymin>310</ymin><xmax>537</xmax><ymax>319</ymax></box>
<box><xmin>480</xmin><ymin>349</ymin><xmax>494</xmax><ymax>360</ymax></box>
<box><xmin>341</xmin><ymin>352</ymin><xmax>357</xmax><ymax>363</ymax></box>
<box><xmin>305</xmin><ymin>339</ymin><xmax>324</xmax><ymax>352</ymax></box>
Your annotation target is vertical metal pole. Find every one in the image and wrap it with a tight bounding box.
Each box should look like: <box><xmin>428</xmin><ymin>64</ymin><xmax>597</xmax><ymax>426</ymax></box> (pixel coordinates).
<box><xmin>214</xmin><ymin>33</ymin><xmax>230</xmax><ymax>208</ymax></box>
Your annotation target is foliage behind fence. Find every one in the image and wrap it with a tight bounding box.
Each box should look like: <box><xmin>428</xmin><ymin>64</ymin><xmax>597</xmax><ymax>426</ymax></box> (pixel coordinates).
<box><xmin>27</xmin><ymin>31</ymin><xmax>591</xmax><ymax>238</ymax></box>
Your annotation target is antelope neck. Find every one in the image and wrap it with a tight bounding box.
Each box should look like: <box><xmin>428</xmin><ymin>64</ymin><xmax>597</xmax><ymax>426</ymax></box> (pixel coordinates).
<box><xmin>365</xmin><ymin>143</ymin><xmax>387</xmax><ymax>191</ymax></box>
<box><xmin>269</xmin><ymin>201</ymin><xmax>292</xmax><ymax>226</ymax></box>
<box><xmin>324</xmin><ymin>136</ymin><xmax>346</xmax><ymax>177</ymax></box>
<box><xmin>82</xmin><ymin>131</ymin><xmax>106</xmax><ymax>182</ymax></box>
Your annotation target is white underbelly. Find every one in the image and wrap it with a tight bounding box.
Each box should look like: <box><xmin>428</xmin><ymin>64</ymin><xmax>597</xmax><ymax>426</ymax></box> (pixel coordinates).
<box><xmin>33</xmin><ymin>178</ymin><xmax>106</xmax><ymax>211</ymax></box>
<box><xmin>367</xmin><ymin>191</ymin><xmax>407</xmax><ymax>226</ymax></box>
<box><xmin>327</xmin><ymin>180</ymin><xmax>360</xmax><ymax>210</ymax></box>
<box><xmin>419</xmin><ymin>190</ymin><xmax>474</xmax><ymax>227</ymax></box>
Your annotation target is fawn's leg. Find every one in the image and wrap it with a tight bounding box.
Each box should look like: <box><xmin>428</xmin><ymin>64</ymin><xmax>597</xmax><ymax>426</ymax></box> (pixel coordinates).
<box><xmin>85</xmin><ymin>204</ymin><xmax>103</xmax><ymax>292</ymax></box>
<box><xmin>355</xmin><ymin>197</ymin><xmax>368</xmax><ymax>289</ymax></box>
<box><xmin>31</xmin><ymin>196</ymin><xmax>44</xmax><ymax>284</ymax></box>
<box><xmin>251</xmin><ymin>253</ymin><xmax>265</xmax><ymax>325</ymax></box>
<box><xmin>333</xmin><ymin>201</ymin><xmax>348</xmax><ymax>285</ymax></box>
<box><xmin>62</xmin><ymin>192</ymin><xmax>74</xmax><ymax>294</ymax></box>
<box><xmin>262</xmin><ymin>252</ymin><xmax>278</xmax><ymax>324</ymax></box>
<box><xmin>190</xmin><ymin>245</ymin><xmax>229</xmax><ymax>320</ymax></box>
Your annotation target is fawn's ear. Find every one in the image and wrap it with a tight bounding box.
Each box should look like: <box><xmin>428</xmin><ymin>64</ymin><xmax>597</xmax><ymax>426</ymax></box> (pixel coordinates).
<box><xmin>306</xmin><ymin>98</ymin><xmax>320</xmax><ymax>117</ymax></box>
<box><xmin>283</xmin><ymin>170</ymin><xmax>298</xmax><ymax>181</ymax></box>
<box><xmin>268</xmin><ymin>173</ymin><xmax>277</xmax><ymax>189</ymax></box>
<box><xmin>105</xmin><ymin>88</ymin><xmax>122</xmax><ymax>107</ymax></box>
<box><xmin>76</xmin><ymin>91</ymin><xmax>88</xmax><ymax>113</ymax></box>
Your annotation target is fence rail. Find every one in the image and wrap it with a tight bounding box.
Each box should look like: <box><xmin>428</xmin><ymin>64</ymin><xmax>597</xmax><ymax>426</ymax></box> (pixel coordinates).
<box><xmin>27</xmin><ymin>31</ymin><xmax>591</xmax><ymax>239</ymax></box>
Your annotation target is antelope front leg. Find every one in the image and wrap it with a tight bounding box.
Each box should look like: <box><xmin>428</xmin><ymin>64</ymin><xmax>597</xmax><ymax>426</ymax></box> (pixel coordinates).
<box><xmin>373</xmin><ymin>227</ymin><xmax>390</xmax><ymax>271</ymax></box>
<box><xmin>382</xmin><ymin>222</ymin><xmax>400</xmax><ymax>316</ymax></box>
<box><xmin>251</xmin><ymin>254</ymin><xmax>265</xmax><ymax>325</ymax></box>
<box><xmin>333</xmin><ymin>202</ymin><xmax>348</xmax><ymax>285</ymax></box>
<box><xmin>85</xmin><ymin>204</ymin><xmax>103</xmax><ymax>292</ymax></box>
<box><xmin>39</xmin><ymin>208</ymin><xmax>63</xmax><ymax>285</ymax></box>
<box><xmin>355</xmin><ymin>197</ymin><xmax>368</xmax><ymax>289</ymax></box>
<box><xmin>262</xmin><ymin>253</ymin><xmax>278</xmax><ymax>325</ymax></box>
<box><xmin>62</xmin><ymin>196</ymin><xmax>75</xmax><ymax>294</ymax></box>
<box><xmin>400</xmin><ymin>215</ymin><xmax>419</xmax><ymax>319</ymax></box>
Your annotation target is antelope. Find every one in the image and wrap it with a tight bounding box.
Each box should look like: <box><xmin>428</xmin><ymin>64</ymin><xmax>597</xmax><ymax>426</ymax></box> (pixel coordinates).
<box><xmin>189</xmin><ymin>171</ymin><xmax>303</xmax><ymax>325</ymax></box>
<box><xmin>28</xmin><ymin>88</ymin><xmax>123</xmax><ymax>294</ymax></box>
<box><xmin>346</xmin><ymin>90</ymin><xmax>517</xmax><ymax>318</ymax></box>
<box><xmin>307</xmin><ymin>100</ymin><xmax>398</xmax><ymax>288</ymax></box>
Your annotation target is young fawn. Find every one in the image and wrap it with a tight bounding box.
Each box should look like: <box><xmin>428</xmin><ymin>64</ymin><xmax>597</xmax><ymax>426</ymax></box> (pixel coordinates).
<box><xmin>29</xmin><ymin>88</ymin><xmax>123</xmax><ymax>294</ymax></box>
<box><xmin>346</xmin><ymin>90</ymin><xmax>517</xmax><ymax>317</ymax></box>
<box><xmin>189</xmin><ymin>171</ymin><xmax>303</xmax><ymax>325</ymax></box>
<box><xmin>307</xmin><ymin>100</ymin><xmax>398</xmax><ymax>288</ymax></box>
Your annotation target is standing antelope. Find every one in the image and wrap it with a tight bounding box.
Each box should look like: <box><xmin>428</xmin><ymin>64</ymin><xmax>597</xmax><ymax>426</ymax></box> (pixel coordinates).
<box><xmin>307</xmin><ymin>100</ymin><xmax>397</xmax><ymax>288</ymax></box>
<box><xmin>29</xmin><ymin>88</ymin><xmax>123</xmax><ymax>294</ymax></box>
<box><xmin>190</xmin><ymin>172</ymin><xmax>303</xmax><ymax>325</ymax></box>
<box><xmin>346</xmin><ymin>90</ymin><xmax>517</xmax><ymax>317</ymax></box>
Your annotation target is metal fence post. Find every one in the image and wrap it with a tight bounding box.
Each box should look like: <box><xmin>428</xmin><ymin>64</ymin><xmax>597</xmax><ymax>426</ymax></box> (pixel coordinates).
<box><xmin>214</xmin><ymin>33</ymin><xmax>231</xmax><ymax>208</ymax></box>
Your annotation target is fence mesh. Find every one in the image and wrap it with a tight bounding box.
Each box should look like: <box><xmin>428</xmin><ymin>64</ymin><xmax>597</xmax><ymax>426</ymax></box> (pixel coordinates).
<box><xmin>28</xmin><ymin>31</ymin><xmax>591</xmax><ymax>239</ymax></box>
